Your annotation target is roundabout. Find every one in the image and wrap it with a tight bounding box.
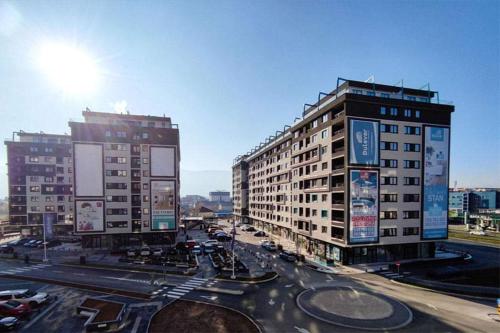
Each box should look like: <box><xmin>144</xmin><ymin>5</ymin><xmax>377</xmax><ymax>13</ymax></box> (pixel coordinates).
<box><xmin>296</xmin><ymin>286</ymin><xmax>413</xmax><ymax>331</ymax></box>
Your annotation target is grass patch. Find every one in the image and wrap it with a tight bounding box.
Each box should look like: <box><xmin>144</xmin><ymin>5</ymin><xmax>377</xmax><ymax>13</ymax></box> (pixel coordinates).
<box><xmin>448</xmin><ymin>230</ymin><xmax>500</xmax><ymax>246</ymax></box>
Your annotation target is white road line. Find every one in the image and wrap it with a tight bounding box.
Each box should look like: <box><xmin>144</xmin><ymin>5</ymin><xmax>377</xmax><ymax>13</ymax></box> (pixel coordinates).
<box><xmin>167</xmin><ymin>291</ymin><xmax>185</xmax><ymax>296</ymax></box>
<box><xmin>173</xmin><ymin>288</ymin><xmax>191</xmax><ymax>293</ymax></box>
<box><xmin>167</xmin><ymin>295</ymin><xmax>180</xmax><ymax>299</ymax></box>
<box><xmin>176</xmin><ymin>286</ymin><xmax>194</xmax><ymax>291</ymax></box>
<box><xmin>131</xmin><ymin>316</ymin><xmax>142</xmax><ymax>333</ymax></box>
<box><xmin>21</xmin><ymin>296</ymin><xmax>63</xmax><ymax>331</ymax></box>
<box><xmin>191</xmin><ymin>278</ymin><xmax>207</xmax><ymax>281</ymax></box>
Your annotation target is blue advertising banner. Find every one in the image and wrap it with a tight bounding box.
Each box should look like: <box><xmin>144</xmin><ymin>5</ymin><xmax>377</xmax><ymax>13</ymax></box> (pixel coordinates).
<box><xmin>349</xmin><ymin>119</ymin><xmax>379</xmax><ymax>166</ymax></box>
<box><xmin>43</xmin><ymin>213</ymin><xmax>56</xmax><ymax>240</ymax></box>
<box><xmin>423</xmin><ymin>126</ymin><xmax>449</xmax><ymax>239</ymax></box>
<box><xmin>349</xmin><ymin>170</ymin><xmax>379</xmax><ymax>243</ymax></box>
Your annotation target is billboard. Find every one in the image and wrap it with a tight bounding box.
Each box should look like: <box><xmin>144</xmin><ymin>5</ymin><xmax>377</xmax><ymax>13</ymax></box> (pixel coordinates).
<box><xmin>75</xmin><ymin>200</ymin><xmax>104</xmax><ymax>232</ymax></box>
<box><xmin>43</xmin><ymin>213</ymin><xmax>56</xmax><ymax>239</ymax></box>
<box><xmin>151</xmin><ymin>180</ymin><xmax>176</xmax><ymax>230</ymax></box>
<box><xmin>422</xmin><ymin>126</ymin><xmax>449</xmax><ymax>239</ymax></box>
<box><xmin>349</xmin><ymin>119</ymin><xmax>379</xmax><ymax>166</ymax></box>
<box><xmin>349</xmin><ymin>169</ymin><xmax>379</xmax><ymax>243</ymax></box>
<box><xmin>151</xmin><ymin>146</ymin><xmax>175</xmax><ymax>177</ymax></box>
<box><xmin>74</xmin><ymin>143</ymin><xmax>104</xmax><ymax>197</ymax></box>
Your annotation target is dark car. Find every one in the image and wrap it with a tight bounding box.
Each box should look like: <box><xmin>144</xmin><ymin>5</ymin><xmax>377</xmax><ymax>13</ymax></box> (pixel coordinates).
<box><xmin>165</xmin><ymin>247</ymin><xmax>177</xmax><ymax>255</ymax></box>
<box><xmin>23</xmin><ymin>240</ymin><xmax>38</xmax><ymax>248</ymax></box>
<box><xmin>217</xmin><ymin>235</ymin><xmax>232</xmax><ymax>242</ymax></box>
<box><xmin>254</xmin><ymin>231</ymin><xmax>266</xmax><ymax>237</ymax></box>
<box><xmin>30</xmin><ymin>240</ymin><xmax>43</xmax><ymax>248</ymax></box>
<box><xmin>0</xmin><ymin>245</ymin><xmax>14</xmax><ymax>254</ymax></box>
<box><xmin>279</xmin><ymin>250</ymin><xmax>298</xmax><ymax>262</ymax></box>
<box><xmin>0</xmin><ymin>316</ymin><xmax>19</xmax><ymax>331</ymax></box>
<box><xmin>8</xmin><ymin>239</ymin><xmax>29</xmax><ymax>247</ymax></box>
<box><xmin>0</xmin><ymin>301</ymin><xmax>31</xmax><ymax>318</ymax></box>
<box><xmin>245</xmin><ymin>226</ymin><xmax>256</xmax><ymax>232</ymax></box>
<box><xmin>45</xmin><ymin>239</ymin><xmax>62</xmax><ymax>248</ymax></box>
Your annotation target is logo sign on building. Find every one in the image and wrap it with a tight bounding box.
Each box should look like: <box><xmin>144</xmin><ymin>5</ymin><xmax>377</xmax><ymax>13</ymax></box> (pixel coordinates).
<box><xmin>422</xmin><ymin>126</ymin><xmax>449</xmax><ymax>239</ymax></box>
<box><xmin>349</xmin><ymin>119</ymin><xmax>379</xmax><ymax>166</ymax></box>
<box><xmin>75</xmin><ymin>200</ymin><xmax>104</xmax><ymax>232</ymax></box>
<box><xmin>349</xmin><ymin>169</ymin><xmax>379</xmax><ymax>243</ymax></box>
<box><xmin>151</xmin><ymin>180</ymin><xmax>176</xmax><ymax>230</ymax></box>
<box><xmin>43</xmin><ymin>213</ymin><xmax>56</xmax><ymax>239</ymax></box>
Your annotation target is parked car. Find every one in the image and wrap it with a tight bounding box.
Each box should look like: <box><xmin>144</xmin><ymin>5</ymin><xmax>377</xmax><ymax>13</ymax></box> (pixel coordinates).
<box><xmin>0</xmin><ymin>315</ymin><xmax>19</xmax><ymax>331</ymax></box>
<box><xmin>185</xmin><ymin>240</ymin><xmax>197</xmax><ymax>249</ymax></box>
<box><xmin>43</xmin><ymin>239</ymin><xmax>62</xmax><ymax>248</ymax></box>
<box><xmin>28</xmin><ymin>240</ymin><xmax>43</xmax><ymax>248</ymax></box>
<box><xmin>202</xmin><ymin>240</ymin><xmax>218</xmax><ymax>247</ymax></box>
<box><xmin>164</xmin><ymin>247</ymin><xmax>177</xmax><ymax>255</ymax></box>
<box><xmin>204</xmin><ymin>244</ymin><xmax>215</xmax><ymax>254</ymax></box>
<box><xmin>0</xmin><ymin>245</ymin><xmax>14</xmax><ymax>254</ymax></box>
<box><xmin>0</xmin><ymin>301</ymin><xmax>31</xmax><ymax>318</ymax></box>
<box><xmin>192</xmin><ymin>245</ymin><xmax>202</xmax><ymax>255</ymax></box>
<box><xmin>217</xmin><ymin>234</ymin><xmax>232</xmax><ymax>242</ymax></box>
<box><xmin>254</xmin><ymin>231</ymin><xmax>266</xmax><ymax>237</ymax></box>
<box><xmin>279</xmin><ymin>250</ymin><xmax>298</xmax><ymax>262</ymax></box>
<box><xmin>469</xmin><ymin>230</ymin><xmax>486</xmax><ymax>236</ymax></box>
<box><xmin>151</xmin><ymin>248</ymin><xmax>163</xmax><ymax>257</ymax></box>
<box><xmin>0</xmin><ymin>289</ymin><xmax>49</xmax><ymax>308</ymax></box>
<box><xmin>23</xmin><ymin>240</ymin><xmax>37</xmax><ymax>248</ymax></box>
<box><xmin>10</xmin><ymin>239</ymin><xmax>30</xmax><ymax>247</ymax></box>
<box><xmin>262</xmin><ymin>241</ymin><xmax>277</xmax><ymax>251</ymax></box>
<box><xmin>126</xmin><ymin>248</ymin><xmax>139</xmax><ymax>257</ymax></box>
<box><xmin>140</xmin><ymin>247</ymin><xmax>151</xmax><ymax>256</ymax></box>
<box><xmin>245</xmin><ymin>226</ymin><xmax>256</xmax><ymax>232</ymax></box>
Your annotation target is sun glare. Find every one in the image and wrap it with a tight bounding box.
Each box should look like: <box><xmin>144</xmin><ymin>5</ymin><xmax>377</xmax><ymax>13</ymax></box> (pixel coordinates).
<box><xmin>37</xmin><ymin>41</ymin><xmax>100</xmax><ymax>95</ymax></box>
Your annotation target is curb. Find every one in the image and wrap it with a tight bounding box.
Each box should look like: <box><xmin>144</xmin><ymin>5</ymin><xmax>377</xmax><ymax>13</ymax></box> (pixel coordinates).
<box><xmin>296</xmin><ymin>287</ymin><xmax>413</xmax><ymax>331</ymax></box>
<box><xmin>195</xmin><ymin>286</ymin><xmax>244</xmax><ymax>295</ymax></box>
<box><xmin>215</xmin><ymin>272</ymin><xmax>279</xmax><ymax>284</ymax></box>
<box><xmin>59</xmin><ymin>263</ymin><xmax>195</xmax><ymax>276</ymax></box>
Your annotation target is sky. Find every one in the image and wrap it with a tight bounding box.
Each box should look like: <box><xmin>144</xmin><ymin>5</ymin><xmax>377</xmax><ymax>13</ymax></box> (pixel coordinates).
<box><xmin>0</xmin><ymin>0</ymin><xmax>498</xmax><ymax>198</ymax></box>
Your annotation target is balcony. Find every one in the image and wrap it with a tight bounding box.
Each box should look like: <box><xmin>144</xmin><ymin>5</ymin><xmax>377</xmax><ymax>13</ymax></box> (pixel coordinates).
<box><xmin>332</xmin><ymin>111</ymin><xmax>345</xmax><ymax>125</ymax></box>
<box><xmin>331</xmin><ymin>149</ymin><xmax>345</xmax><ymax>159</ymax></box>
<box><xmin>331</xmin><ymin>200</ymin><xmax>345</xmax><ymax>210</ymax></box>
<box><xmin>331</xmin><ymin>166</ymin><xmax>345</xmax><ymax>176</ymax></box>
<box><xmin>332</xmin><ymin>129</ymin><xmax>345</xmax><ymax>142</ymax></box>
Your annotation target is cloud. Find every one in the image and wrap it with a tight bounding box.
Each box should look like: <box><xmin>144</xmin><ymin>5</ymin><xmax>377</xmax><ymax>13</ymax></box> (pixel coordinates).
<box><xmin>111</xmin><ymin>100</ymin><xmax>128</xmax><ymax>114</ymax></box>
<box><xmin>0</xmin><ymin>3</ymin><xmax>22</xmax><ymax>37</ymax></box>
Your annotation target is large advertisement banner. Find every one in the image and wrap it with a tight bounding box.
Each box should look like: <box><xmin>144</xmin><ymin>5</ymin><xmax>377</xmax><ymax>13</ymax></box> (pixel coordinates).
<box><xmin>423</xmin><ymin>126</ymin><xmax>449</xmax><ymax>239</ymax></box>
<box><xmin>43</xmin><ymin>213</ymin><xmax>56</xmax><ymax>239</ymax></box>
<box><xmin>75</xmin><ymin>200</ymin><xmax>104</xmax><ymax>232</ymax></box>
<box><xmin>151</xmin><ymin>180</ymin><xmax>176</xmax><ymax>230</ymax></box>
<box><xmin>349</xmin><ymin>119</ymin><xmax>379</xmax><ymax>166</ymax></box>
<box><xmin>349</xmin><ymin>170</ymin><xmax>379</xmax><ymax>243</ymax></box>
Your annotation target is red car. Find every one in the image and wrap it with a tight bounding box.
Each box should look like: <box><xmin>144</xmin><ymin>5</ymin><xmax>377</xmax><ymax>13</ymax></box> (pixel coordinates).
<box><xmin>185</xmin><ymin>240</ymin><xmax>197</xmax><ymax>249</ymax></box>
<box><xmin>0</xmin><ymin>301</ymin><xmax>31</xmax><ymax>318</ymax></box>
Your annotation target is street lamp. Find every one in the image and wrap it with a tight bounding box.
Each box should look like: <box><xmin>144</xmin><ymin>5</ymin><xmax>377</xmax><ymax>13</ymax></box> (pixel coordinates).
<box><xmin>42</xmin><ymin>215</ymin><xmax>48</xmax><ymax>263</ymax></box>
<box><xmin>231</xmin><ymin>219</ymin><xmax>236</xmax><ymax>280</ymax></box>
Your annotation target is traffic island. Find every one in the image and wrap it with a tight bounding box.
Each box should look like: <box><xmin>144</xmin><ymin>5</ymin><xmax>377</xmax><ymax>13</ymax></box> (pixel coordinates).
<box><xmin>77</xmin><ymin>297</ymin><xmax>126</xmax><ymax>331</ymax></box>
<box><xmin>148</xmin><ymin>300</ymin><xmax>260</xmax><ymax>333</ymax></box>
<box><xmin>297</xmin><ymin>286</ymin><xmax>413</xmax><ymax>331</ymax></box>
<box><xmin>215</xmin><ymin>271</ymin><xmax>279</xmax><ymax>284</ymax></box>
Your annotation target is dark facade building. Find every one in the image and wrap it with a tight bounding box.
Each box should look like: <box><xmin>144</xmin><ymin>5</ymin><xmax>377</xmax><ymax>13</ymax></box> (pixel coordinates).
<box><xmin>5</xmin><ymin>132</ymin><xmax>74</xmax><ymax>237</ymax></box>
<box><xmin>69</xmin><ymin>111</ymin><xmax>180</xmax><ymax>248</ymax></box>
<box><xmin>233</xmin><ymin>78</ymin><xmax>454</xmax><ymax>265</ymax></box>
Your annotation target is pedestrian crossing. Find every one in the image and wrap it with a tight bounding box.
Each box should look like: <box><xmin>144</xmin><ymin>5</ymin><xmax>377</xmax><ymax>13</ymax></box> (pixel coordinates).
<box><xmin>2</xmin><ymin>263</ymin><xmax>52</xmax><ymax>275</ymax></box>
<box><xmin>151</xmin><ymin>277</ymin><xmax>209</xmax><ymax>300</ymax></box>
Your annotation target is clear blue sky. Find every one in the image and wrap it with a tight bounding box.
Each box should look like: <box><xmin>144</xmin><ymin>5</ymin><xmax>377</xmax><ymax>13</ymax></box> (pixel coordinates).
<box><xmin>0</xmin><ymin>0</ymin><xmax>498</xmax><ymax>198</ymax></box>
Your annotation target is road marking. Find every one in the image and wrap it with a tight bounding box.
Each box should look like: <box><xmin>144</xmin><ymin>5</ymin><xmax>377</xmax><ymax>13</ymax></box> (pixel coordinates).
<box><xmin>200</xmin><ymin>295</ymin><xmax>218</xmax><ymax>301</ymax></box>
<box><xmin>268</xmin><ymin>299</ymin><xmax>275</xmax><ymax>306</ymax></box>
<box><xmin>166</xmin><ymin>295</ymin><xmax>180</xmax><ymax>299</ymax></box>
<box><xmin>175</xmin><ymin>287</ymin><xmax>193</xmax><ymax>291</ymax></box>
<box><xmin>73</xmin><ymin>273</ymin><xmax>86</xmax><ymax>276</ymax></box>
<box><xmin>131</xmin><ymin>316</ymin><xmax>142</xmax><ymax>333</ymax></box>
<box><xmin>281</xmin><ymin>302</ymin><xmax>285</xmax><ymax>311</ymax></box>
<box><xmin>427</xmin><ymin>304</ymin><xmax>438</xmax><ymax>310</ymax></box>
<box><xmin>285</xmin><ymin>284</ymin><xmax>294</xmax><ymax>288</ymax></box>
<box><xmin>191</xmin><ymin>277</ymin><xmax>207</xmax><ymax>281</ymax></box>
<box><xmin>167</xmin><ymin>291</ymin><xmax>185</xmax><ymax>296</ymax></box>
<box><xmin>184</xmin><ymin>282</ymin><xmax>203</xmax><ymax>287</ymax></box>
<box><xmin>172</xmin><ymin>288</ymin><xmax>190</xmax><ymax>293</ymax></box>
<box><xmin>294</xmin><ymin>326</ymin><xmax>310</xmax><ymax>333</ymax></box>
<box><xmin>21</xmin><ymin>296</ymin><xmax>63</xmax><ymax>331</ymax></box>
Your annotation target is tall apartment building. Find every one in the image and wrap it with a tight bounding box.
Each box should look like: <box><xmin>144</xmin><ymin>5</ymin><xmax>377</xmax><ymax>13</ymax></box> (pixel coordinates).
<box><xmin>5</xmin><ymin>132</ymin><xmax>74</xmax><ymax>237</ymax></box>
<box><xmin>233</xmin><ymin>78</ymin><xmax>454</xmax><ymax>265</ymax></box>
<box><xmin>69</xmin><ymin>111</ymin><xmax>180</xmax><ymax>248</ymax></box>
<box><xmin>209</xmin><ymin>191</ymin><xmax>231</xmax><ymax>203</ymax></box>
<box><xmin>232</xmin><ymin>157</ymin><xmax>249</xmax><ymax>224</ymax></box>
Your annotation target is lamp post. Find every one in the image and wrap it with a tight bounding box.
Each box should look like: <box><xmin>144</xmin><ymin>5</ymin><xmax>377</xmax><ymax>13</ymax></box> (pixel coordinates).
<box><xmin>231</xmin><ymin>219</ymin><xmax>236</xmax><ymax>280</ymax></box>
<box><xmin>42</xmin><ymin>214</ymin><xmax>48</xmax><ymax>263</ymax></box>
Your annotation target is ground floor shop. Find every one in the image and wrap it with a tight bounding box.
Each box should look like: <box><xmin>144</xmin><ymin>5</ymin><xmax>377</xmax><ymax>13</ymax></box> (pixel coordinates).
<box><xmin>81</xmin><ymin>232</ymin><xmax>177</xmax><ymax>249</ymax></box>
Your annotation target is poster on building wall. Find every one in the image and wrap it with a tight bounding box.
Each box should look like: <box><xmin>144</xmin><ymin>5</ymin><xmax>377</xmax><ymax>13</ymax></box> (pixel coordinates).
<box><xmin>349</xmin><ymin>169</ymin><xmax>379</xmax><ymax>243</ymax></box>
<box><xmin>75</xmin><ymin>200</ymin><xmax>104</xmax><ymax>232</ymax></box>
<box><xmin>151</xmin><ymin>180</ymin><xmax>176</xmax><ymax>230</ymax></box>
<box><xmin>422</xmin><ymin>126</ymin><xmax>449</xmax><ymax>239</ymax></box>
<box><xmin>43</xmin><ymin>213</ymin><xmax>56</xmax><ymax>239</ymax></box>
<box><xmin>349</xmin><ymin>119</ymin><xmax>379</xmax><ymax>166</ymax></box>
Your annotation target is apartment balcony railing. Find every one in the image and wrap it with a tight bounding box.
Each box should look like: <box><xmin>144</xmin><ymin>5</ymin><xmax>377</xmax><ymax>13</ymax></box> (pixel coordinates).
<box><xmin>331</xmin><ymin>149</ymin><xmax>345</xmax><ymax>159</ymax></box>
<box><xmin>331</xmin><ymin>201</ymin><xmax>345</xmax><ymax>209</ymax></box>
<box><xmin>332</xmin><ymin>129</ymin><xmax>345</xmax><ymax>142</ymax></box>
<box><xmin>331</xmin><ymin>184</ymin><xmax>345</xmax><ymax>192</ymax></box>
<box><xmin>331</xmin><ymin>167</ymin><xmax>345</xmax><ymax>175</ymax></box>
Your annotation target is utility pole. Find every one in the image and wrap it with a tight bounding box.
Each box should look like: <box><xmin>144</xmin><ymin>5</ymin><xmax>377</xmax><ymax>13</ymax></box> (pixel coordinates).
<box><xmin>231</xmin><ymin>219</ymin><xmax>236</xmax><ymax>279</ymax></box>
<box><xmin>42</xmin><ymin>215</ymin><xmax>48</xmax><ymax>263</ymax></box>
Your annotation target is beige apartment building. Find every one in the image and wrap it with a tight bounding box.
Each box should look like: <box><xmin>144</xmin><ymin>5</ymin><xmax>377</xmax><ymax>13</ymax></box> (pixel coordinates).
<box><xmin>233</xmin><ymin>78</ymin><xmax>454</xmax><ymax>265</ymax></box>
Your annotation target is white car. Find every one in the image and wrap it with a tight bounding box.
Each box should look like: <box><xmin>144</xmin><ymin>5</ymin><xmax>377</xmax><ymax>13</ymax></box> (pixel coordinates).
<box><xmin>0</xmin><ymin>289</ymin><xmax>49</xmax><ymax>307</ymax></box>
<box><xmin>140</xmin><ymin>247</ymin><xmax>151</xmax><ymax>256</ymax></box>
<box><xmin>126</xmin><ymin>248</ymin><xmax>138</xmax><ymax>257</ymax></box>
<box><xmin>469</xmin><ymin>230</ymin><xmax>486</xmax><ymax>236</ymax></box>
<box><xmin>240</xmin><ymin>225</ymin><xmax>249</xmax><ymax>231</ymax></box>
<box><xmin>152</xmin><ymin>248</ymin><xmax>163</xmax><ymax>256</ymax></box>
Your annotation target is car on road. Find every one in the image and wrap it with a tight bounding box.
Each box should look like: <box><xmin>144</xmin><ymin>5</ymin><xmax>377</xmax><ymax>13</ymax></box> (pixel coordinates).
<box><xmin>41</xmin><ymin>239</ymin><xmax>62</xmax><ymax>248</ymax></box>
<box><xmin>0</xmin><ymin>301</ymin><xmax>31</xmax><ymax>318</ymax></box>
<box><xmin>0</xmin><ymin>315</ymin><xmax>19</xmax><ymax>331</ymax></box>
<box><xmin>0</xmin><ymin>245</ymin><xmax>14</xmax><ymax>254</ymax></box>
<box><xmin>140</xmin><ymin>247</ymin><xmax>151</xmax><ymax>256</ymax></box>
<box><xmin>126</xmin><ymin>248</ymin><xmax>139</xmax><ymax>257</ymax></box>
<box><xmin>27</xmin><ymin>240</ymin><xmax>43</xmax><ymax>248</ymax></box>
<box><xmin>279</xmin><ymin>250</ymin><xmax>298</xmax><ymax>262</ymax></box>
<box><xmin>164</xmin><ymin>247</ymin><xmax>177</xmax><ymax>255</ymax></box>
<box><xmin>469</xmin><ymin>230</ymin><xmax>486</xmax><ymax>236</ymax></box>
<box><xmin>254</xmin><ymin>231</ymin><xmax>266</xmax><ymax>237</ymax></box>
<box><xmin>245</xmin><ymin>226</ymin><xmax>256</xmax><ymax>232</ymax></box>
<box><xmin>9</xmin><ymin>239</ymin><xmax>30</xmax><ymax>247</ymax></box>
<box><xmin>23</xmin><ymin>240</ymin><xmax>38</xmax><ymax>248</ymax></box>
<box><xmin>202</xmin><ymin>240</ymin><xmax>218</xmax><ymax>247</ymax></box>
<box><xmin>185</xmin><ymin>240</ymin><xmax>197</xmax><ymax>249</ymax></box>
<box><xmin>192</xmin><ymin>245</ymin><xmax>202</xmax><ymax>255</ymax></box>
<box><xmin>204</xmin><ymin>244</ymin><xmax>215</xmax><ymax>254</ymax></box>
<box><xmin>0</xmin><ymin>289</ymin><xmax>49</xmax><ymax>308</ymax></box>
<box><xmin>263</xmin><ymin>241</ymin><xmax>277</xmax><ymax>251</ymax></box>
<box><xmin>151</xmin><ymin>248</ymin><xmax>163</xmax><ymax>257</ymax></box>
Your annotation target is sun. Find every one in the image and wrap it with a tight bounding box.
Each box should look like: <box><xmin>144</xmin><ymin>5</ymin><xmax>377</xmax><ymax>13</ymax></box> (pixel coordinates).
<box><xmin>37</xmin><ymin>41</ymin><xmax>100</xmax><ymax>95</ymax></box>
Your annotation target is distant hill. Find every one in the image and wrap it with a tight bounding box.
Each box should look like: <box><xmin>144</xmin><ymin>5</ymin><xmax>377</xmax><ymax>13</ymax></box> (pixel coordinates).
<box><xmin>180</xmin><ymin>170</ymin><xmax>231</xmax><ymax>197</ymax></box>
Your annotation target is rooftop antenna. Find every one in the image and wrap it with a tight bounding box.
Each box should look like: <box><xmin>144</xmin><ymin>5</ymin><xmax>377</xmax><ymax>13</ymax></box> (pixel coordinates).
<box><xmin>364</xmin><ymin>75</ymin><xmax>375</xmax><ymax>83</ymax></box>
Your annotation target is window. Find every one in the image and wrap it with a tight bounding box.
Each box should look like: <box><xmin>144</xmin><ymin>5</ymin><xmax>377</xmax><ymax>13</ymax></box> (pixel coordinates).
<box><xmin>381</xmin><ymin>177</ymin><xmax>397</xmax><ymax>185</ymax></box>
<box><xmin>143</xmin><ymin>183</ymin><xmax>149</xmax><ymax>190</ymax></box>
<box><xmin>380</xmin><ymin>141</ymin><xmax>398</xmax><ymax>151</ymax></box>
<box><xmin>321</xmin><ymin>210</ymin><xmax>328</xmax><ymax>218</ymax></box>
<box><xmin>142</xmin><ymin>170</ymin><xmax>149</xmax><ymax>177</ymax></box>
<box><xmin>322</xmin><ymin>162</ymin><xmax>328</xmax><ymax>170</ymax></box>
<box><xmin>45</xmin><ymin>196</ymin><xmax>53</xmax><ymax>202</ymax></box>
<box><xmin>31</xmin><ymin>196</ymin><xmax>39</xmax><ymax>202</ymax></box>
<box><xmin>105</xmin><ymin>130</ymin><xmax>112</xmax><ymax>137</ymax></box>
<box><xmin>404</xmin><ymin>177</ymin><xmax>420</xmax><ymax>185</ymax></box>
<box><xmin>381</xmin><ymin>194</ymin><xmax>397</xmax><ymax>202</ymax></box>
<box><xmin>352</xmin><ymin>89</ymin><xmax>363</xmax><ymax>94</ymax></box>
<box><xmin>30</xmin><ymin>146</ymin><xmax>38</xmax><ymax>152</ymax></box>
<box><xmin>403</xmin><ymin>227</ymin><xmax>419</xmax><ymax>236</ymax></box>
<box><xmin>106</xmin><ymin>183</ymin><xmax>127</xmax><ymax>190</ymax></box>
<box><xmin>143</xmin><ymin>195</ymin><xmax>149</xmax><ymax>202</ymax></box>
<box><xmin>404</xmin><ymin>143</ymin><xmax>420</xmax><ymax>152</ymax></box>
<box><xmin>406</xmin><ymin>96</ymin><xmax>417</xmax><ymax>101</ymax></box>
<box><xmin>30</xmin><ymin>186</ymin><xmax>40</xmax><ymax>192</ymax></box>
<box><xmin>116</xmin><ymin>131</ymin><xmax>127</xmax><ymax>138</ymax></box>
<box><xmin>403</xmin><ymin>160</ymin><xmax>420</xmax><ymax>169</ymax></box>
<box><xmin>380</xmin><ymin>124</ymin><xmax>398</xmax><ymax>133</ymax></box>
<box><xmin>31</xmin><ymin>206</ymin><xmax>40</xmax><ymax>212</ymax></box>
<box><xmin>106</xmin><ymin>208</ymin><xmax>128</xmax><ymax>215</ymax></box>
<box><xmin>321</xmin><ymin>129</ymin><xmax>328</xmax><ymax>139</ymax></box>
<box><xmin>381</xmin><ymin>159</ymin><xmax>398</xmax><ymax>168</ymax></box>
<box><xmin>404</xmin><ymin>109</ymin><xmax>412</xmax><ymax>117</ymax></box>
<box><xmin>106</xmin><ymin>196</ymin><xmax>127</xmax><ymax>202</ymax></box>
<box><xmin>380</xmin><ymin>106</ymin><xmax>387</xmax><ymax>115</ymax></box>
<box><xmin>311</xmin><ymin>134</ymin><xmax>318</xmax><ymax>143</ymax></box>
<box><xmin>143</xmin><ymin>208</ymin><xmax>149</xmax><ymax>215</ymax></box>
<box><xmin>320</xmin><ymin>146</ymin><xmax>327</xmax><ymax>155</ymax></box>
<box><xmin>107</xmin><ymin>221</ymin><xmax>128</xmax><ymax>228</ymax></box>
<box><xmin>45</xmin><ymin>205</ymin><xmax>55</xmax><ymax>212</ymax></box>
<box><xmin>415</xmin><ymin>110</ymin><xmax>421</xmax><ymax>118</ymax></box>
<box><xmin>142</xmin><ymin>132</ymin><xmax>149</xmax><ymax>139</ymax></box>
<box><xmin>312</xmin><ymin>119</ymin><xmax>318</xmax><ymax>128</ymax></box>
<box><xmin>403</xmin><ymin>211</ymin><xmax>420</xmax><ymax>219</ymax></box>
<box><xmin>381</xmin><ymin>228</ymin><xmax>397</xmax><ymax>237</ymax></box>
<box><xmin>380</xmin><ymin>211</ymin><xmax>397</xmax><ymax>219</ymax></box>
<box><xmin>404</xmin><ymin>126</ymin><xmax>421</xmax><ymax>135</ymax></box>
<box><xmin>322</xmin><ymin>194</ymin><xmax>328</xmax><ymax>202</ymax></box>
<box><xmin>322</xmin><ymin>113</ymin><xmax>328</xmax><ymax>123</ymax></box>
<box><xmin>29</xmin><ymin>156</ymin><xmax>39</xmax><ymax>163</ymax></box>
<box><xmin>381</xmin><ymin>93</ymin><xmax>390</xmax><ymax>98</ymax></box>
<box><xmin>390</xmin><ymin>107</ymin><xmax>398</xmax><ymax>116</ymax></box>
<box><xmin>366</xmin><ymin>91</ymin><xmax>375</xmax><ymax>96</ymax></box>
<box><xmin>321</xmin><ymin>226</ymin><xmax>328</xmax><ymax>233</ymax></box>
<box><xmin>403</xmin><ymin>194</ymin><xmax>420</xmax><ymax>202</ymax></box>
<box><xmin>142</xmin><ymin>158</ymin><xmax>149</xmax><ymax>164</ymax></box>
